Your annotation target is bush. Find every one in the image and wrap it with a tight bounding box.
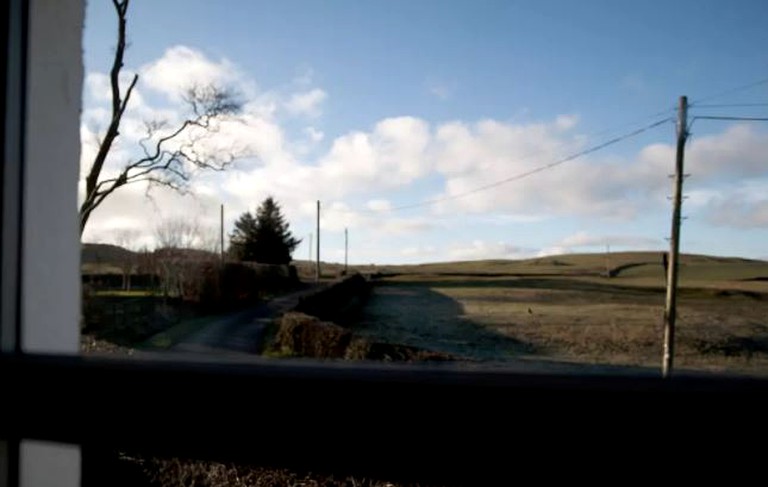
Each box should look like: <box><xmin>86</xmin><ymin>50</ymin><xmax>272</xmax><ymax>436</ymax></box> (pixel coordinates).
<box><xmin>182</xmin><ymin>262</ymin><xmax>300</xmax><ymax>313</ymax></box>
<box><xmin>274</xmin><ymin>312</ymin><xmax>352</xmax><ymax>359</ymax></box>
<box><xmin>295</xmin><ymin>273</ymin><xmax>369</xmax><ymax>324</ymax></box>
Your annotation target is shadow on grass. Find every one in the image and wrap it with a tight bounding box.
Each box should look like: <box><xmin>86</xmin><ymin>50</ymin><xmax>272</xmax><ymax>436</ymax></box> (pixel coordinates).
<box><xmin>609</xmin><ymin>262</ymin><xmax>658</xmax><ymax>278</ymax></box>
<box><xmin>384</xmin><ymin>277</ymin><xmax>663</xmax><ymax>295</ymax></box>
<box><xmin>355</xmin><ymin>283</ymin><xmax>534</xmax><ymax>362</ymax></box>
<box><xmin>384</xmin><ymin>276</ymin><xmax>768</xmax><ymax>301</ymax></box>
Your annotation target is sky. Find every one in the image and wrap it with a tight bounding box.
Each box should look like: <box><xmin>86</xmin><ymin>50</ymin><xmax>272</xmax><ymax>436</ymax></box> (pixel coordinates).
<box><xmin>80</xmin><ymin>0</ymin><xmax>768</xmax><ymax>264</ymax></box>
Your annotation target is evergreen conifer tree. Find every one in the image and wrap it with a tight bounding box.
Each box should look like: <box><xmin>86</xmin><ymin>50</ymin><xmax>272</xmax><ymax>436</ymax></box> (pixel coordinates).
<box><xmin>229</xmin><ymin>197</ymin><xmax>300</xmax><ymax>264</ymax></box>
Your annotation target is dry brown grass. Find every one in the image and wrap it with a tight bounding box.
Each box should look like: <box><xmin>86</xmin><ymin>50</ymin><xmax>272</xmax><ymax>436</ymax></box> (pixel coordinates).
<box><xmin>92</xmin><ymin>453</ymin><xmax>436</xmax><ymax>487</ymax></box>
<box><xmin>80</xmin><ymin>334</ymin><xmax>136</xmax><ymax>355</ymax></box>
<box><xmin>274</xmin><ymin>312</ymin><xmax>353</xmax><ymax>358</ymax></box>
<box><xmin>356</xmin><ymin>254</ymin><xmax>768</xmax><ymax>376</ymax></box>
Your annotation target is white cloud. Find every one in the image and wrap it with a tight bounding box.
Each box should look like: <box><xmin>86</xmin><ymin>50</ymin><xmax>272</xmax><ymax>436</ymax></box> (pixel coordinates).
<box><xmin>81</xmin><ymin>106</ymin><xmax>110</xmax><ymax>130</ymax></box>
<box><xmin>432</xmin><ymin>117</ymin><xmax>635</xmax><ymax>217</ymax></box>
<box><xmin>557</xmin><ymin>231</ymin><xmax>661</xmax><ymax>249</ymax></box>
<box><xmin>80</xmin><ymin>179</ymin><xmax>223</xmax><ymax>249</ymax></box>
<box><xmin>702</xmin><ymin>183</ymin><xmax>768</xmax><ymax>229</ymax></box>
<box><xmin>366</xmin><ymin>199</ymin><xmax>392</xmax><ymax>211</ymax></box>
<box><xmin>284</xmin><ymin>88</ymin><xmax>327</xmax><ymax>118</ymax></box>
<box><xmin>426</xmin><ymin>81</ymin><xmax>455</xmax><ymax>101</ymax></box>
<box><xmin>477</xmin><ymin>214</ymin><xmax>550</xmax><ymax>225</ymax></box>
<box><xmin>432</xmin><ymin>120</ymin><xmax>768</xmax><ymax>222</ymax></box>
<box><xmin>214</xmin><ymin>116</ymin><xmax>432</xmax><ymax>230</ymax></box>
<box><xmin>682</xmin><ymin>188</ymin><xmax>723</xmax><ymax>209</ymax></box>
<box><xmin>448</xmin><ymin>240</ymin><xmax>533</xmax><ymax>261</ymax></box>
<box><xmin>292</xmin><ymin>66</ymin><xmax>315</xmax><ymax>87</ymax></box>
<box><xmin>85</xmin><ymin>72</ymin><xmax>111</xmax><ymax>102</ymax></box>
<box><xmin>304</xmin><ymin>126</ymin><xmax>324</xmax><ymax>143</ymax></box>
<box><xmin>318</xmin><ymin>204</ymin><xmax>434</xmax><ymax>237</ymax></box>
<box><xmin>533</xmin><ymin>232</ymin><xmax>662</xmax><ymax>258</ymax></box>
<box><xmin>711</xmin><ymin>199</ymin><xmax>768</xmax><ymax>228</ymax></box>
<box><xmin>377</xmin><ymin>217</ymin><xmax>434</xmax><ymax>235</ymax></box>
<box><xmin>686</xmin><ymin>125</ymin><xmax>768</xmax><ymax>178</ymax></box>
<box><xmin>401</xmin><ymin>245</ymin><xmax>437</xmax><ymax>257</ymax></box>
<box><xmin>318</xmin><ymin>116</ymin><xmax>431</xmax><ymax>190</ymax></box>
<box><xmin>140</xmin><ymin>45</ymin><xmax>245</xmax><ymax>101</ymax></box>
<box><xmin>555</xmin><ymin>114</ymin><xmax>579</xmax><ymax>131</ymax></box>
<box><xmin>85</xmin><ymin>71</ymin><xmax>145</xmax><ymax>106</ymax></box>
<box><xmin>81</xmin><ymin>45</ymin><xmax>768</xmax><ymax>264</ymax></box>
<box><xmin>537</xmin><ymin>246</ymin><xmax>568</xmax><ymax>257</ymax></box>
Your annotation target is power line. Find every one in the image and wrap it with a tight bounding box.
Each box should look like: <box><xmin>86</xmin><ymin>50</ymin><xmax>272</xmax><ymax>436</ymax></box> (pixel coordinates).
<box><xmin>329</xmin><ymin>117</ymin><xmax>671</xmax><ymax>215</ymax></box>
<box><xmin>690</xmin><ymin>76</ymin><xmax>768</xmax><ymax>105</ymax></box>
<box><xmin>687</xmin><ymin>114</ymin><xmax>768</xmax><ymax>132</ymax></box>
<box><xmin>586</xmin><ymin>106</ymin><xmax>675</xmax><ymax>139</ymax></box>
<box><xmin>691</xmin><ymin>103</ymin><xmax>768</xmax><ymax>108</ymax></box>
<box><xmin>322</xmin><ymin>78</ymin><xmax>767</xmax><ymax>217</ymax></box>
<box><xmin>692</xmin><ymin>115</ymin><xmax>768</xmax><ymax>122</ymax></box>
<box><xmin>322</xmin><ymin>110</ymin><xmax>675</xmax><ymax>215</ymax></box>
<box><xmin>391</xmin><ymin>118</ymin><xmax>671</xmax><ymax>212</ymax></box>
<box><xmin>322</xmin><ymin>76</ymin><xmax>768</xmax><ymax>217</ymax></box>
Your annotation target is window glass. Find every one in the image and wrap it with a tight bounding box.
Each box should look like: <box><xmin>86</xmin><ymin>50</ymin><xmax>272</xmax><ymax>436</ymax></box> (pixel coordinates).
<box><xmin>80</xmin><ymin>0</ymin><xmax>768</xmax><ymax>380</ymax></box>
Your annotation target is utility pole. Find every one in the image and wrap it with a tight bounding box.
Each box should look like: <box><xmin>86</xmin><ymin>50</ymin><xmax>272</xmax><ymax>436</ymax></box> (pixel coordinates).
<box><xmin>344</xmin><ymin>228</ymin><xmax>348</xmax><ymax>275</ymax></box>
<box><xmin>663</xmin><ymin>96</ymin><xmax>688</xmax><ymax>379</ymax></box>
<box><xmin>220</xmin><ymin>203</ymin><xmax>224</xmax><ymax>264</ymax></box>
<box><xmin>316</xmin><ymin>200</ymin><xmax>321</xmax><ymax>282</ymax></box>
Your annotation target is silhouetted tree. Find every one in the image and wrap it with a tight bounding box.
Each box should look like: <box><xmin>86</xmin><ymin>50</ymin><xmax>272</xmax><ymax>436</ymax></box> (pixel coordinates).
<box><xmin>114</xmin><ymin>229</ymin><xmax>139</xmax><ymax>291</ymax></box>
<box><xmin>230</xmin><ymin>197</ymin><xmax>300</xmax><ymax>264</ymax></box>
<box><xmin>80</xmin><ymin>0</ymin><xmax>246</xmax><ymax>235</ymax></box>
<box><xmin>154</xmin><ymin>218</ymin><xmax>217</xmax><ymax>298</ymax></box>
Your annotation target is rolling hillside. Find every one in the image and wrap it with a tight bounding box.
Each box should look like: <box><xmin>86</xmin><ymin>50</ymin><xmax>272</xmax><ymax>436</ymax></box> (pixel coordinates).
<box><xmin>83</xmin><ymin>243</ymin><xmax>768</xmax><ymax>289</ymax></box>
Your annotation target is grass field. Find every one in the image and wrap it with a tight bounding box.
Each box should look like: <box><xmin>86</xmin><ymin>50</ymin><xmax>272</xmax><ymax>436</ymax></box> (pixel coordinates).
<box><xmin>354</xmin><ymin>252</ymin><xmax>768</xmax><ymax>376</ymax></box>
<box><xmin>93</xmin><ymin>290</ymin><xmax>158</xmax><ymax>298</ymax></box>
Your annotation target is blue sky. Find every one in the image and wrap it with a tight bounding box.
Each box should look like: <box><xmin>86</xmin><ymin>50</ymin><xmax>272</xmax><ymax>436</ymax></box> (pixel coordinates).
<box><xmin>81</xmin><ymin>0</ymin><xmax>768</xmax><ymax>263</ymax></box>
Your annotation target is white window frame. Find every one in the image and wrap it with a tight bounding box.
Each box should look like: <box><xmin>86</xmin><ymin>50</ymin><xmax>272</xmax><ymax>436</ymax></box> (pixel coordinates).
<box><xmin>2</xmin><ymin>1</ymin><xmax>82</xmax><ymax>486</ymax></box>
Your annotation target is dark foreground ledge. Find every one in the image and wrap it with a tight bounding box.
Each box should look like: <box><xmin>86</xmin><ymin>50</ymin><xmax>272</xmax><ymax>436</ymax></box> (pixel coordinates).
<box><xmin>2</xmin><ymin>353</ymin><xmax>768</xmax><ymax>485</ymax></box>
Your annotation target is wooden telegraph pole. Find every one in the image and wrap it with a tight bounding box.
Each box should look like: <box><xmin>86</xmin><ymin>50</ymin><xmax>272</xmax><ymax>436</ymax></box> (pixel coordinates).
<box><xmin>315</xmin><ymin>201</ymin><xmax>321</xmax><ymax>282</ymax></box>
<box><xmin>663</xmin><ymin>96</ymin><xmax>688</xmax><ymax>378</ymax></box>
<box><xmin>344</xmin><ymin>228</ymin><xmax>348</xmax><ymax>274</ymax></box>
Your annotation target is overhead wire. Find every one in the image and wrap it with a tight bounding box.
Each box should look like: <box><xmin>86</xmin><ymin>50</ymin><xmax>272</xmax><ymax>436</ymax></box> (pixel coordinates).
<box><xmin>691</xmin><ymin>115</ymin><xmax>768</xmax><ymax>122</ymax></box>
<box><xmin>384</xmin><ymin>118</ymin><xmax>672</xmax><ymax>213</ymax></box>
<box><xmin>326</xmin><ymin>117</ymin><xmax>672</xmax><ymax>215</ymax></box>
<box><xmin>323</xmin><ymin>75</ymin><xmax>768</xmax><ymax>217</ymax></box>
<box><xmin>689</xmin><ymin>76</ymin><xmax>768</xmax><ymax>105</ymax></box>
<box><xmin>691</xmin><ymin>103</ymin><xmax>768</xmax><ymax>108</ymax></box>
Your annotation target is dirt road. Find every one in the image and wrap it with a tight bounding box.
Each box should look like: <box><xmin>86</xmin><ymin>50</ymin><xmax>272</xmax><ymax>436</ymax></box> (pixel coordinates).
<box><xmin>170</xmin><ymin>285</ymin><xmax>321</xmax><ymax>355</ymax></box>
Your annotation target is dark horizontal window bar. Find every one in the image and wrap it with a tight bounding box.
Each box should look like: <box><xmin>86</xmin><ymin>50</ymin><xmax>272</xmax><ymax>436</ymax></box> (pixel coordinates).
<box><xmin>2</xmin><ymin>353</ymin><xmax>768</xmax><ymax>484</ymax></box>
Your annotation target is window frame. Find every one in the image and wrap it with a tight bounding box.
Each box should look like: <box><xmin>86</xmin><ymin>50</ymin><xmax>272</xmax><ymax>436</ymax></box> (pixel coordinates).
<box><xmin>2</xmin><ymin>2</ymin><xmax>768</xmax><ymax>486</ymax></box>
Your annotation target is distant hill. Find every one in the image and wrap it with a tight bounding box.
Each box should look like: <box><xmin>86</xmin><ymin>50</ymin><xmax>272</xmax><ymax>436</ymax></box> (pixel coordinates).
<box><xmin>372</xmin><ymin>251</ymin><xmax>768</xmax><ymax>284</ymax></box>
<box><xmin>81</xmin><ymin>243</ymin><xmax>136</xmax><ymax>264</ymax></box>
<box><xmin>82</xmin><ymin>245</ymin><xmax>768</xmax><ymax>283</ymax></box>
<box><xmin>82</xmin><ymin>243</ymin><xmax>219</xmax><ymax>264</ymax></box>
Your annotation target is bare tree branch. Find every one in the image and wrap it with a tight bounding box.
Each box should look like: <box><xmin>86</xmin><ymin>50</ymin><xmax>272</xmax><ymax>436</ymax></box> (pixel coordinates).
<box><xmin>80</xmin><ymin>0</ymin><xmax>249</xmax><ymax>236</ymax></box>
<box><xmin>154</xmin><ymin>218</ymin><xmax>218</xmax><ymax>298</ymax></box>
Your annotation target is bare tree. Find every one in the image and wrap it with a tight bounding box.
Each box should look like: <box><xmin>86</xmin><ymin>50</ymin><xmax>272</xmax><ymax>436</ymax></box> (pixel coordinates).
<box><xmin>114</xmin><ymin>229</ymin><xmax>139</xmax><ymax>291</ymax></box>
<box><xmin>80</xmin><ymin>0</ymin><xmax>245</xmax><ymax>235</ymax></box>
<box><xmin>135</xmin><ymin>245</ymin><xmax>159</xmax><ymax>293</ymax></box>
<box><xmin>154</xmin><ymin>218</ymin><xmax>217</xmax><ymax>299</ymax></box>
<box><xmin>155</xmin><ymin>218</ymin><xmax>203</xmax><ymax>251</ymax></box>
